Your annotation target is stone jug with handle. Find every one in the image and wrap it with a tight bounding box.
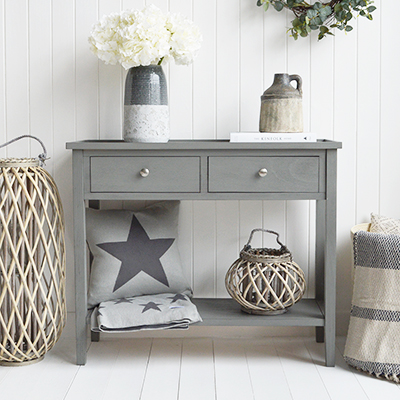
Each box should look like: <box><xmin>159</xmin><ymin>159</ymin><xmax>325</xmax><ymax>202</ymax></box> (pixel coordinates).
<box><xmin>259</xmin><ymin>73</ymin><xmax>303</xmax><ymax>133</ymax></box>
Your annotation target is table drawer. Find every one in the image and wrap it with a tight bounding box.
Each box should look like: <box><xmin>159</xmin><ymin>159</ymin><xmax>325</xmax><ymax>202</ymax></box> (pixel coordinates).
<box><xmin>90</xmin><ymin>156</ymin><xmax>200</xmax><ymax>193</ymax></box>
<box><xmin>208</xmin><ymin>156</ymin><xmax>319</xmax><ymax>193</ymax></box>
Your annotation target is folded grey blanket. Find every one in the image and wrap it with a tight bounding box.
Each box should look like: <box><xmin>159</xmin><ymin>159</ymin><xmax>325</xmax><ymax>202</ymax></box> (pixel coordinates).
<box><xmin>91</xmin><ymin>293</ymin><xmax>202</xmax><ymax>332</ymax></box>
<box><xmin>344</xmin><ymin>231</ymin><xmax>400</xmax><ymax>383</ymax></box>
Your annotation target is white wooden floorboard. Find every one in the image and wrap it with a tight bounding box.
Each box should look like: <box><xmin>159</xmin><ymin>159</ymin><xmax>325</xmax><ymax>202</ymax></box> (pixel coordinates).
<box><xmin>139</xmin><ymin>338</ymin><xmax>182</xmax><ymax>400</ymax></box>
<box><xmin>304</xmin><ymin>338</ymin><xmax>370</xmax><ymax>400</ymax></box>
<box><xmin>213</xmin><ymin>339</ymin><xmax>254</xmax><ymax>400</ymax></box>
<box><xmin>245</xmin><ymin>339</ymin><xmax>293</xmax><ymax>400</ymax></box>
<box><xmin>0</xmin><ymin>338</ymin><xmax>79</xmax><ymax>400</ymax></box>
<box><xmin>64</xmin><ymin>340</ymin><xmax>123</xmax><ymax>400</ymax></box>
<box><xmin>1</xmin><ymin>335</ymin><xmax>400</xmax><ymax>400</ymax></box>
<box><xmin>178</xmin><ymin>338</ymin><xmax>215</xmax><ymax>400</ymax></box>
<box><xmin>273</xmin><ymin>337</ymin><xmax>330</xmax><ymax>400</ymax></box>
<box><xmin>99</xmin><ymin>338</ymin><xmax>152</xmax><ymax>400</ymax></box>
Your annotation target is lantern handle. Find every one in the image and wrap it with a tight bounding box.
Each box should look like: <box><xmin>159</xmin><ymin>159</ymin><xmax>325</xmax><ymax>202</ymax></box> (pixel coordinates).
<box><xmin>0</xmin><ymin>135</ymin><xmax>48</xmax><ymax>166</ymax></box>
<box><xmin>244</xmin><ymin>228</ymin><xmax>288</xmax><ymax>252</ymax></box>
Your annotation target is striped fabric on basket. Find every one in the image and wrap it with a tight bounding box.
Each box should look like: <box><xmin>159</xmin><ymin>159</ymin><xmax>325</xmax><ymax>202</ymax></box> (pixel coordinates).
<box><xmin>344</xmin><ymin>230</ymin><xmax>400</xmax><ymax>383</ymax></box>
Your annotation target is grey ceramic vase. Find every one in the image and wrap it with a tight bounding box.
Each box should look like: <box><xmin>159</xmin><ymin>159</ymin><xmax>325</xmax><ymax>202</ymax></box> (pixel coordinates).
<box><xmin>259</xmin><ymin>73</ymin><xmax>303</xmax><ymax>133</ymax></box>
<box><xmin>123</xmin><ymin>65</ymin><xmax>170</xmax><ymax>142</ymax></box>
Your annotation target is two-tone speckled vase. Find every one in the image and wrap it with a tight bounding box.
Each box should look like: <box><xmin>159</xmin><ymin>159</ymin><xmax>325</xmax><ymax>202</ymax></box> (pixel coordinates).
<box><xmin>123</xmin><ymin>65</ymin><xmax>169</xmax><ymax>142</ymax></box>
<box><xmin>259</xmin><ymin>73</ymin><xmax>303</xmax><ymax>133</ymax></box>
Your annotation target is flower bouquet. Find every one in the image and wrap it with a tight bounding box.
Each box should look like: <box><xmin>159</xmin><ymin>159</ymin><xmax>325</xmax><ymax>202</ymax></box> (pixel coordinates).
<box><xmin>88</xmin><ymin>5</ymin><xmax>202</xmax><ymax>142</ymax></box>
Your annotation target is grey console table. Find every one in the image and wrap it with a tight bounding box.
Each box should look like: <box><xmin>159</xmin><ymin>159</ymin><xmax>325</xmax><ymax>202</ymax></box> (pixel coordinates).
<box><xmin>66</xmin><ymin>139</ymin><xmax>341</xmax><ymax>366</ymax></box>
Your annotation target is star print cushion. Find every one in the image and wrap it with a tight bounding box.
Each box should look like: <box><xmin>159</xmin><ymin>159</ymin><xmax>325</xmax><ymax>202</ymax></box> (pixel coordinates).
<box><xmin>86</xmin><ymin>201</ymin><xmax>192</xmax><ymax>309</ymax></box>
<box><xmin>91</xmin><ymin>293</ymin><xmax>202</xmax><ymax>332</ymax></box>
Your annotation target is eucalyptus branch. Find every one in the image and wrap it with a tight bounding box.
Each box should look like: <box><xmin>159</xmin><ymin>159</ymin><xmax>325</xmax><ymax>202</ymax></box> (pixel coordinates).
<box><xmin>256</xmin><ymin>0</ymin><xmax>376</xmax><ymax>40</ymax></box>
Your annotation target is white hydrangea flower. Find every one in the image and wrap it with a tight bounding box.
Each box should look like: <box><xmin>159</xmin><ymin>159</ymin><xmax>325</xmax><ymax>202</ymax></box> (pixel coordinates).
<box><xmin>88</xmin><ymin>5</ymin><xmax>202</xmax><ymax>69</ymax></box>
<box><xmin>167</xmin><ymin>13</ymin><xmax>202</xmax><ymax>65</ymax></box>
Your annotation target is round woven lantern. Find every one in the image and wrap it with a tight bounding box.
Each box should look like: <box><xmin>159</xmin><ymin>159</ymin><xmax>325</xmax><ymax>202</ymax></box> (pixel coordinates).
<box><xmin>0</xmin><ymin>136</ymin><xmax>66</xmax><ymax>365</ymax></box>
<box><xmin>225</xmin><ymin>229</ymin><xmax>306</xmax><ymax>315</ymax></box>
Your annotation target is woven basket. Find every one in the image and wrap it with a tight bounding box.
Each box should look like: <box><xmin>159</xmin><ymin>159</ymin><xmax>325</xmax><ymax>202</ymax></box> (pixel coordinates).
<box><xmin>225</xmin><ymin>229</ymin><xmax>306</xmax><ymax>315</ymax></box>
<box><xmin>0</xmin><ymin>137</ymin><xmax>66</xmax><ymax>365</ymax></box>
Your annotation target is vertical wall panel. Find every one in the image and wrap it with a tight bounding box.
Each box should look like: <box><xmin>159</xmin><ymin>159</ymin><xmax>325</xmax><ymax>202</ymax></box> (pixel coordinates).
<box><xmin>216</xmin><ymin>201</ymin><xmax>239</xmax><ymax>298</ymax></box>
<box><xmin>76</xmin><ymin>0</ymin><xmax>98</xmax><ymax>140</ymax></box>
<box><xmin>216</xmin><ymin>0</ymin><xmax>240</xmax><ymax>138</ymax></box>
<box><xmin>98</xmin><ymin>0</ymin><xmax>123</xmax><ymax>139</ymax></box>
<box><xmin>380</xmin><ymin>0</ymin><xmax>400</xmax><ymax>218</ymax></box>
<box><xmin>239</xmin><ymin>0</ymin><xmax>263</xmax><ymax>132</ymax></box>
<box><xmin>29</xmin><ymin>0</ymin><xmax>53</xmax><ymax>171</ymax></box>
<box><xmin>0</xmin><ymin>0</ymin><xmax>6</xmax><ymax>157</ymax></box>
<box><xmin>4</xmin><ymin>0</ymin><xmax>29</xmax><ymax>158</ymax></box>
<box><xmin>193</xmin><ymin>201</ymin><xmax>216</xmax><ymax>297</ymax></box>
<box><xmin>310</xmin><ymin>37</ymin><xmax>334</xmax><ymax>138</ymax></box>
<box><xmin>178</xmin><ymin>201</ymin><xmax>194</xmax><ymax>290</ymax></box>
<box><xmin>356</xmin><ymin>1</ymin><xmax>381</xmax><ymax>221</ymax></box>
<box><xmin>169</xmin><ymin>0</ymin><xmax>193</xmax><ymax>139</ymax></box>
<box><xmin>192</xmin><ymin>0</ymin><xmax>216</xmax><ymax>139</ymax></box>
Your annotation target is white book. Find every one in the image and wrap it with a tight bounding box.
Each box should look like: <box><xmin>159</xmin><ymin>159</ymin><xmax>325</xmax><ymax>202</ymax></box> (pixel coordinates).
<box><xmin>230</xmin><ymin>132</ymin><xmax>317</xmax><ymax>143</ymax></box>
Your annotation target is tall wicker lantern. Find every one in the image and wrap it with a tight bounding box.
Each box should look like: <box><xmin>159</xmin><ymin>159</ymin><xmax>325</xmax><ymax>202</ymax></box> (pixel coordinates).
<box><xmin>0</xmin><ymin>136</ymin><xmax>66</xmax><ymax>365</ymax></box>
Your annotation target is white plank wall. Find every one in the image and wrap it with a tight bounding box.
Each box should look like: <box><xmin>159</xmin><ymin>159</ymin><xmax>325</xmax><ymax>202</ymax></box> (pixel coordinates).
<box><xmin>0</xmin><ymin>0</ymin><xmax>398</xmax><ymax>335</ymax></box>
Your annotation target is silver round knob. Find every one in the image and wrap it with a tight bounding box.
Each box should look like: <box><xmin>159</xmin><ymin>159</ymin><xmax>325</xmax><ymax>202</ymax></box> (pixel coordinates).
<box><xmin>258</xmin><ymin>168</ymin><xmax>268</xmax><ymax>177</ymax></box>
<box><xmin>139</xmin><ymin>168</ymin><xmax>150</xmax><ymax>177</ymax></box>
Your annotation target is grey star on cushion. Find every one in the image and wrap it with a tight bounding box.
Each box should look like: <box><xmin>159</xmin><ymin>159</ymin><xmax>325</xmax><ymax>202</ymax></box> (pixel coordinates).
<box><xmin>168</xmin><ymin>293</ymin><xmax>188</xmax><ymax>303</ymax></box>
<box><xmin>97</xmin><ymin>214</ymin><xmax>174</xmax><ymax>292</ymax></box>
<box><xmin>140</xmin><ymin>301</ymin><xmax>162</xmax><ymax>313</ymax></box>
<box><xmin>114</xmin><ymin>298</ymin><xmax>134</xmax><ymax>305</ymax></box>
<box><xmin>97</xmin><ymin>305</ymin><xmax>105</xmax><ymax>317</ymax></box>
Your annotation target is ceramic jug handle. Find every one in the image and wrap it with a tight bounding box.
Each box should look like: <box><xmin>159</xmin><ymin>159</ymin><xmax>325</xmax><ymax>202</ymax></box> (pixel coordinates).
<box><xmin>289</xmin><ymin>74</ymin><xmax>302</xmax><ymax>95</ymax></box>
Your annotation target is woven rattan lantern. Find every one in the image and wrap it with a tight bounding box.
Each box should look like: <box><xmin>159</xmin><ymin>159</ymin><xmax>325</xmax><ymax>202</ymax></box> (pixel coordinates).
<box><xmin>0</xmin><ymin>136</ymin><xmax>66</xmax><ymax>365</ymax></box>
<box><xmin>225</xmin><ymin>229</ymin><xmax>306</xmax><ymax>315</ymax></box>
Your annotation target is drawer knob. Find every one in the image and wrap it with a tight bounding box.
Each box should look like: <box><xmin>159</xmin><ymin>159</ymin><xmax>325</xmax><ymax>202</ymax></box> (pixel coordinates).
<box><xmin>258</xmin><ymin>168</ymin><xmax>268</xmax><ymax>177</ymax></box>
<box><xmin>139</xmin><ymin>168</ymin><xmax>150</xmax><ymax>177</ymax></box>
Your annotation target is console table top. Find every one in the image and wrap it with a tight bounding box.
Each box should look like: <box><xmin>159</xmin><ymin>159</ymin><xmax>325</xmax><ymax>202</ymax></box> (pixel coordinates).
<box><xmin>66</xmin><ymin>138</ymin><xmax>342</xmax><ymax>151</ymax></box>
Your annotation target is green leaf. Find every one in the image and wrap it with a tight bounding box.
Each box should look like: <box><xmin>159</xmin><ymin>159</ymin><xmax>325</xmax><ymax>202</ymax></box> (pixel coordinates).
<box><xmin>334</xmin><ymin>3</ymin><xmax>342</xmax><ymax>12</ymax></box>
<box><xmin>273</xmin><ymin>1</ymin><xmax>284</xmax><ymax>11</ymax></box>
<box><xmin>336</xmin><ymin>10</ymin><xmax>346</xmax><ymax>20</ymax></box>
<box><xmin>345</xmin><ymin>25</ymin><xmax>353</xmax><ymax>32</ymax></box>
<box><xmin>307</xmin><ymin>9</ymin><xmax>317</xmax><ymax>18</ymax></box>
<box><xmin>319</xmin><ymin>25</ymin><xmax>329</xmax><ymax>34</ymax></box>
<box><xmin>314</xmin><ymin>16</ymin><xmax>322</xmax><ymax>25</ymax></box>
<box><xmin>367</xmin><ymin>6</ymin><xmax>377</xmax><ymax>13</ymax></box>
<box><xmin>292</xmin><ymin>17</ymin><xmax>302</xmax><ymax>27</ymax></box>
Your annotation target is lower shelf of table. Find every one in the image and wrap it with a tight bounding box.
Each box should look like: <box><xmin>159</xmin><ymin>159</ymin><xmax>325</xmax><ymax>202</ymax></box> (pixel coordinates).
<box><xmin>192</xmin><ymin>298</ymin><xmax>325</xmax><ymax>327</ymax></box>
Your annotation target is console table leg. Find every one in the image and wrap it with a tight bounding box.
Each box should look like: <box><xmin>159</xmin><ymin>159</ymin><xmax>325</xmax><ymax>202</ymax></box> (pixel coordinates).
<box><xmin>316</xmin><ymin>327</ymin><xmax>324</xmax><ymax>343</ymax></box>
<box><xmin>91</xmin><ymin>331</ymin><xmax>100</xmax><ymax>342</ymax></box>
<box><xmin>73</xmin><ymin>151</ymin><xmax>88</xmax><ymax>366</ymax></box>
<box><xmin>324</xmin><ymin>149</ymin><xmax>338</xmax><ymax>367</ymax></box>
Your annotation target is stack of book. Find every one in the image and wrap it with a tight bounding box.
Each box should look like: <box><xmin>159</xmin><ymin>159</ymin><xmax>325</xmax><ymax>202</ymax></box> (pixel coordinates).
<box><xmin>229</xmin><ymin>132</ymin><xmax>317</xmax><ymax>143</ymax></box>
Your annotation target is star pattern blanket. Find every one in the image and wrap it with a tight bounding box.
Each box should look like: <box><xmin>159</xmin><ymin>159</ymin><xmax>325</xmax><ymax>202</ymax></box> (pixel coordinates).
<box><xmin>344</xmin><ymin>231</ymin><xmax>400</xmax><ymax>383</ymax></box>
<box><xmin>91</xmin><ymin>293</ymin><xmax>202</xmax><ymax>332</ymax></box>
